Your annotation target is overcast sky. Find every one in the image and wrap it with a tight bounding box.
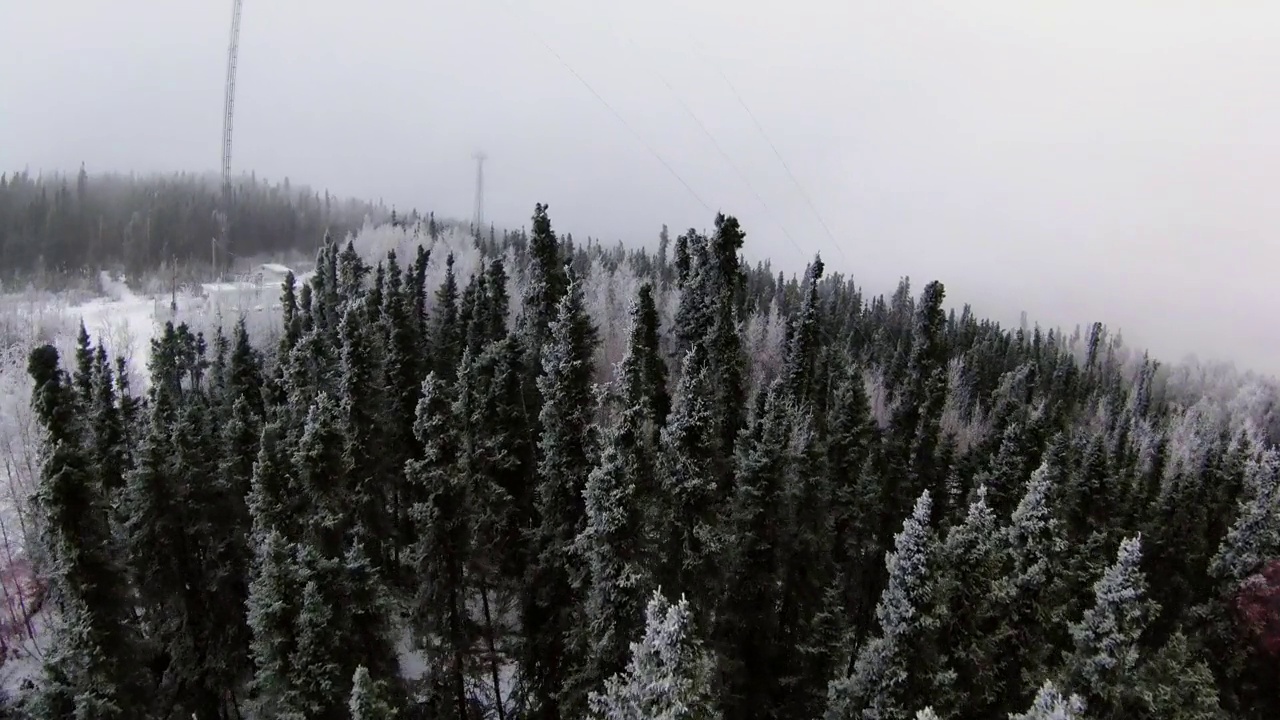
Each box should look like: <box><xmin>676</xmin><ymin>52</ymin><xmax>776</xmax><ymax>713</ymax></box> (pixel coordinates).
<box><xmin>4</xmin><ymin>1</ymin><xmax>1280</xmax><ymax>373</ymax></box>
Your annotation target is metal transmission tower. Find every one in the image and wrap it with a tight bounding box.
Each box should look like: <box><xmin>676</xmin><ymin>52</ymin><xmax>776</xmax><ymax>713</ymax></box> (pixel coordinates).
<box><xmin>472</xmin><ymin>151</ymin><xmax>487</xmax><ymax>237</ymax></box>
<box><xmin>216</xmin><ymin>0</ymin><xmax>245</xmax><ymax>278</ymax></box>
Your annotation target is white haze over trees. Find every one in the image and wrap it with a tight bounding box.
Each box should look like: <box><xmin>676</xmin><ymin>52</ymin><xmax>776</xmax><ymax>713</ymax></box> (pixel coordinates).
<box><xmin>5</xmin><ymin>1</ymin><xmax>1280</xmax><ymax>373</ymax></box>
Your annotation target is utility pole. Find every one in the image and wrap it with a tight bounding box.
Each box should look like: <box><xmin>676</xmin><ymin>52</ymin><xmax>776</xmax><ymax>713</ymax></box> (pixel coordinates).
<box><xmin>218</xmin><ymin>0</ymin><xmax>244</xmax><ymax>282</ymax></box>
<box><xmin>472</xmin><ymin>150</ymin><xmax>487</xmax><ymax>237</ymax></box>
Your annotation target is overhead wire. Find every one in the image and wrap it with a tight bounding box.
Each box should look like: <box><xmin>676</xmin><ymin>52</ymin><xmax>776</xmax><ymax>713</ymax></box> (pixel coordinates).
<box><xmin>489</xmin><ymin>0</ymin><xmax>713</xmax><ymax>215</ymax></box>
<box><xmin>710</xmin><ymin>59</ymin><xmax>847</xmax><ymax>264</ymax></box>
<box><xmin>667</xmin><ymin>20</ymin><xmax>849</xmax><ymax>266</ymax></box>
<box><xmin>610</xmin><ymin>29</ymin><xmax>811</xmax><ymax>261</ymax></box>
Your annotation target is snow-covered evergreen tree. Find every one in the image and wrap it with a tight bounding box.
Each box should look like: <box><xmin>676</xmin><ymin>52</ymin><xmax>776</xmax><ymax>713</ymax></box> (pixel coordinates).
<box><xmin>1010</xmin><ymin>682</ymin><xmax>1086</xmax><ymax>720</ymax></box>
<box><xmin>587</xmin><ymin>591</ymin><xmax>720</xmax><ymax>720</ymax></box>
<box><xmin>827</xmin><ymin>491</ymin><xmax>946</xmax><ymax>720</ymax></box>
<box><xmin>1062</xmin><ymin>535</ymin><xmax>1156</xmax><ymax>716</ymax></box>
<box><xmin>350</xmin><ymin>665</ymin><xmax>399</xmax><ymax>720</ymax></box>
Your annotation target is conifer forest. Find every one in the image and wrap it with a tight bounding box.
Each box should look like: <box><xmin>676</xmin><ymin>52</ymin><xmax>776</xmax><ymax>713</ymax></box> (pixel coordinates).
<box><xmin>7</xmin><ymin>202</ymin><xmax>1280</xmax><ymax>720</ymax></box>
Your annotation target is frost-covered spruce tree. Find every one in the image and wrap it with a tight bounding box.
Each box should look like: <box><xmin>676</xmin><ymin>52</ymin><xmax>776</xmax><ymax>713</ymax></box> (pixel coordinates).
<box><xmin>350</xmin><ymin>665</ymin><xmax>398</xmax><ymax>720</ymax></box>
<box><xmin>827</xmin><ymin>491</ymin><xmax>946</xmax><ymax>720</ymax></box>
<box><xmin>521</xmin><ymin>203</ymin><xmax>570</xmax><ymax>348</ymax></box>
<box><xmin>587</xmin><ymin>591</ymin><xmax>720</xmax><ymax>720</ymax></box>
<box><xmin>380</xmin><ymin>248</ymin><xmax>423</xmax><ymax>557</ymax></box>
<box><xmin>339</xmin><ymin>300</ymin><xmax>394</xmax><ymax>569</ymax></box>
<box><xmin>291</xmin><ymin>573</ymin><xmax>346</xmax><ymax>718</ymax></box>
<box><xmin>655</xmin><ymin>344</ymin><xmax>725</xmax><ymax>616</ymax></box>
<box><xmin>406</xmin><ymin>372</ymin><xmax>471</xmax><ymax>720</ymax></box>
<box><xmin>992</xmin><ymin>461</ymin><xmax>1068</xmax><ymax>713</ymax></box>
<box><xmin>1209</xmin><ymin>447</ymin><xmax>1280</xmax><ymax>584</ymax></box>
<box><xmin>568</xmin><ymin>285</ymin><xmax>667</xmax><ymax>707</ymax></box>
<box><xmin>782</xmin><ymin>254</ymin><xmax>824</xmax><ymax>404</ymax></box>
<box><xmin>886</xmin><ymin>281</ymin><xmax>949</xmax><ymax>518</ymax></box>
<box><xmin>1010</xmin><ymin>682</ymin><xmax>1086</xmax><ymax>720</ymax></box>
<box><xmin>716</xmin><ymin>381</ymin><xmax>796</xmax><ymax>719</ymax></box>
<box><xmin>247</xmin><ymin>529</ymin><xmax>301</xmax><ymax>718</ymax></box>
<box><xmin>226</xmin><ymin>316</ymin><xmax>265</xmax><ymax>417</ymax></box>
<box><xmin>247</xmin><ymin>418</ymin><xmax>295</xmax><ymax>542</ymax></box>
<box><xmin>935</xmin><ymin>486</ymin><xmax>1004</xmax><ymax>716</ymax></box>
<box><xmin>1062</xmin><ymin>535</ymin><xmax>1156</xmax><ymax>717</ymax></box>
<box><xmin>293</xmin><ymin>391</ymin><xmax>352</xmax><ymax>558</ymax></box>
<box><xmin>87</xmin><ymin>343</ymin><xmax>127</xmax><ymax>496</ymax></box>
<box><xmin>525</xmin><ymin>263</ymin><xmax>599</xmax><ymax>720</ymax></box>
<box><xmin>26</xmin><ymin>345</ymin><xmax>147</xmax><ymax>719</ymax></box>
<box><xmin>432</xmin><ymin>252</ymin><xmax>462</xmax><ymax>380</ymax></box>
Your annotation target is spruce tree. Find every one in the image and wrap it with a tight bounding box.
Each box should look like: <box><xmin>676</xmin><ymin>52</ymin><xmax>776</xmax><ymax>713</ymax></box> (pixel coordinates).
<box><xmin>526</xmin><ymin>265</ymin><xmax>599</xmax><ymax>720</ymax></box>
<box><xmin>247</xmin><ymin>529</ymin><xmax>302</xmax><ymax>718</ymax></box>
<box><xmin>1062</xmin><ymin>535</ymin><xmax>1156</xmax><ymax>718</ymax></box>
<box><xmin>26</xmin><ymin>344</ymin><xmax>147</xmax><ymax>719</ymax></box>
<box><xmin>655</xmin><ymin>344</ymin><xmax>725</xmax><ymax>617</ymax></box>
<box><xmin>1010</xmin><ymin>682</ymin><xmax>1086</xmax><ymax>720</ymax></box>
<box><xmin>350</xmin><ymin>665</ymin><xmax>398</xmax><ymax>720</ymax></box>
<box><xmin>339</xmin><ymin>300</ymin><xmax>394</xmax><ymax>568</ymax></box>
<box><xmin>291</xmin><ymin>573</ymin><xmax>347</xmax><ymax>719</ymax></box>
<box><xmin>827</xmin><ymin>491</ymin><xmax>947</xmax><ymax>720</ymax></box>
<box><xmin>717</xmin><ymin>382</ymin><xmax>795</xmax><ymax>719</ymax></box>
<box><xmin>587</xmin><ymin>592</ymin><xmax>720</xmax><ymax>720</ymax></box>
<box><xmin>433</xmin><ymin>252</ymin><xmax>462</xmax><ymax>380</ymax></box>
<box><xmin>783</xmin><ymin>255</ymin><xmax>825</xmax><ymax>403</ymax></box>
<box><xmin>406</xmin><ymin>372</ymin><xmax>471</xmax><ymax>720</ymax></box>
<box><xmin>568</xmin><ymin>286</ymin><xmax>668</xmax><ymax>707</ymax></box>
<box><xmin>934</xmin><ymin>486</ymin><xmax>1005</xmax><ymax>715</ymax></box>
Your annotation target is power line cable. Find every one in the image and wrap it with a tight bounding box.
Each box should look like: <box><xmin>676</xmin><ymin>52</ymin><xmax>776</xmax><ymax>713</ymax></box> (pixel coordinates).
<box><xmin>671</xmin><ymin>27</ymin><xmax>848</xmax><ymax>265</ymax></box>
<box><xmin>710</xmin><ymin>59</ymin><xmax>846</xmax><ymax>263</ymax></box>
<box><xmin>612</xmin><ymin>30</ymin><xmax>811</xmax><ymax>260</ymax></box>
<box><xmin>489</xmin><ymin>0</ymin><xmax>713</xmax><ymax>214</ymax></box>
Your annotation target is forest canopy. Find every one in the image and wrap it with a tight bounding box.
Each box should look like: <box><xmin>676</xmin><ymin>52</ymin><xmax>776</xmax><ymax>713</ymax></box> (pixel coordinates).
<box><xmin>10</xmin><ymin>204</ymin><xmax>1280</xmax><ymax>719</ymax></box>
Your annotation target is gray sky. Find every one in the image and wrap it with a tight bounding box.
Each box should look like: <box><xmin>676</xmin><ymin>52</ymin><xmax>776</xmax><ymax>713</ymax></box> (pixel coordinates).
<box><xmin>4</xmin><ymin>1</ymin><xmax>1280</xmax><ymax>373</ymax></box>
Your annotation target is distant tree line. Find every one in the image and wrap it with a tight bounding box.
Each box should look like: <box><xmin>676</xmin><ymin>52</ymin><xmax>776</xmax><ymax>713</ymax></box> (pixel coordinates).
<box><xmin>0</xmin><ymin>169</ymin><xmax>399</xmax><ymax>283</ymax></box>
<box><xmin>15</xmin><ymin>204</ymin><xmax>1280</xmax><ymax>719</ymax></box>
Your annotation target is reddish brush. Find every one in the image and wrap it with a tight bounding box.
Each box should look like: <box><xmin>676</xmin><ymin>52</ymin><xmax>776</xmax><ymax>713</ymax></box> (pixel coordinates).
<box><xmin>1235</xmin><ymin>559</ymin><xmax>1280</xmax><ymax>657</ymax></box>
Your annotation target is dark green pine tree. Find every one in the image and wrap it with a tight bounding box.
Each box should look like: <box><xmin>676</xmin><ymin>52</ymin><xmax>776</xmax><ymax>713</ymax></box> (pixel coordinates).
<box><xmin>432</xmin><ymin>252</ymin><xmax>462</xmax><ymax>381</ymax></box>
<box><xmin>565</xmin><ymin>284</ymin><xmax>667</xmax><ymax>708</ymax></box>
<box><xmin>705</xmin><ymin>214</ymin><xmax>749</xmax><ymax>453</ymax></box>
<box><xmin>247</xmin><ymin>418</ymin><xmax>297</xmax><ymax>542</ymax></box>
<box><xmin>349</xmin><ymin>665</ymin><xmax>399</xmax><ymax>720</ymax></box>
<box><xmin>827</xmin><ymin>491</ymin><xmax>948</xmax><ymax>720</ymax></box>
<box><xmin>825</xmin><ymin>361</ymin><xmax>879</xmax><ymax>619</ymax></box>
<box><xmin>517</xmin><ymin>203</ymin><xmax>569</xmax><ymax>370</ymax></box>
<box><xmin>247</xmin><ymin>529</ymin><xmax>303</xmax><ymax>718</ymax></box>
<box><xmin>716</xmin><ymin>381</ymin><xmax>797</xmax><ymax>720</ymax></box>
<box><xmin>525</xmin><ymin>265</ymin><xmax>599</xmax><ymax>720</ymax></box>
<box><xmin>380</xmin><ymin>249</ymin><xmax>424</xmax><ymax>560</ymax></box>
<box><xmin>72</xmin><ymin>321</ymin><xmax>94</xmax><ymax>405</ymax></box>
<box><xmin>339</xmin><ymin>300</ymin><xmax>394</xmax><ymax>570</ymax></box>
<box><xmin>478</xmin><ymin>256</ymin><xmax>511</xmax><ymax>346</ymax></box>
<box><xmin>406</xmin><ymin>372</ymin><xmax>472</xmax><ymax>720</ymax></box>
<box><xmin>290</xmin><ymin>565</ymin><xmax>347</xmax><ymax>720</ymax></box>
<box><xmin>226</xmin><ymin>316</ymin><xmax>266</xmax><ymax>417</ymax></box>
<box><xmin>454</xmin><ymin>338</ymin><xmax>533</xmax><ymax>716</ymax></box>
<box><xmin>293</xmin><ymin>391</ymin><xmax>351</xmax><ymax>559</ymax></box>
<box><xmin>885</xmin><ymin>281</ymin><xmax>950</xmax><ymax>529</ymax></box>
<box><xmin>631</xmin><ymin>283</ymin><xmax>671</xmax><ymax>434</ymax></box>
<box><xmin>26</xmin><ymin>345</ymin><xmax>147</xmax><ymax>719</ymax></box>
<box><xmin>655</xmin><ymin>343</ymin><xmax>725</xmax><ymax>620</ymax></box>
<box><xmin>87</xmin><ymin>344</ymin><xmax>127</xmax><ymax>497</ymax></box>
<box><xmin>933</xmin><ymin>486</ymin><xmax>1006</xmax><ymax>716</ymax></box>
<box><xmin>782</xmin><ymin>255</ymin><xmax>825</xmax><ymax>404</ymax></box>
<box><xmin>338</xmin><ymin>238</ymin><xmax>370</xmax><ymax>299</ymax></box>
<box><xmin>280</xmin><ymin>269</ymin><xmax>303</xmax><ymax>356</ymax></box>
<box><xmin>409</xmin><ymin>243</ymin><xmax>432</xmax><ymax>336</ymax></box>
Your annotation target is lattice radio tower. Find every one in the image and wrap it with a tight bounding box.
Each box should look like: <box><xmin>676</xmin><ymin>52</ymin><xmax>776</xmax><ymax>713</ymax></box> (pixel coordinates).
<box><xmin>472</xmin><ymin>151</ymin><xmax>487</xmax><ymax>237</ymax></box>
<box><xmin>216</xmin><ymin>0</ymin><xmax>245</xmax><ymax>278</ymax></box>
